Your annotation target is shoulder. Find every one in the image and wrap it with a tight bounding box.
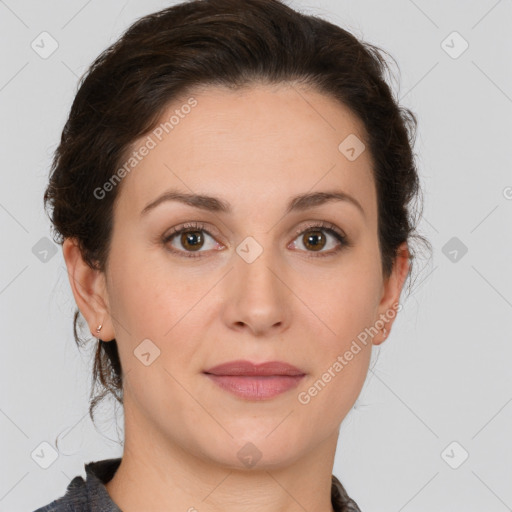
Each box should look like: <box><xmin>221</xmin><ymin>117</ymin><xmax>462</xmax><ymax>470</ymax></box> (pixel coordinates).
<box><xmin>32</xmin><ymin>475</ymin><xmax>88</xmax><ymax>511</ymax></box>
<box><xmin>331</xmin><ymin>474</ymin><xmax>361</xmax><ymax>512</ymax></box>
<box><xmin>32</xmin><ymin>458</ymin><xmax>122</xmax><ymax>512</ymax></box>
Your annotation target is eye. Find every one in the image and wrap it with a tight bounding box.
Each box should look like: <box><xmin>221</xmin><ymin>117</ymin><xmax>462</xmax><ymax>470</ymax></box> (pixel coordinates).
<box><xmin>288</xmin><ymin>221</ymin><xmax>350</xmax><ymax>257</ymax></box>
<box><xmin>162</xmin><ymin>220</ymin><xmax>350</xmax><ymax>259</ymax></box>
<box><xmin>162</xmin><ymin>222</ymin><xmax>223</xmax><ymax>258</ymax></box>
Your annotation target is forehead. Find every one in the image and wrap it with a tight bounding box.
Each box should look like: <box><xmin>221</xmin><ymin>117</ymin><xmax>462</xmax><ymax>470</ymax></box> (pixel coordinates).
<box><xmin>114</xmin><ymin>83</ymin><xmax>377</xmax><ymax>222</ymax></box>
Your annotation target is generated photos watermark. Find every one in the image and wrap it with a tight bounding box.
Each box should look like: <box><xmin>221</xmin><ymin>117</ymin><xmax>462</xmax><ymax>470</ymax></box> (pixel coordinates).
<box><xmin>297</xmin><ymin>301</ymin><xmax>402</xmax><ymax>405</ymax></box>
<box><xmin>93</xmin><ymin>97</ymin><xmax>198</xmax><ymax>200</ymax></box>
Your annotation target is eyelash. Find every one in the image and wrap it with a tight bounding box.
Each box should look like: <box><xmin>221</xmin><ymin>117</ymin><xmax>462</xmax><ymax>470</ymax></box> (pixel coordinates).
<box><xmin>162</xmin><ymin>221</ymin><xmax>351</xmax><ymax>259</ymax></box>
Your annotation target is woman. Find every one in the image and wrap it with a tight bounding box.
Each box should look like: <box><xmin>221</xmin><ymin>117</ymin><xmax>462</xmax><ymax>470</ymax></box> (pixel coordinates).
<box><xmin>35</xmin><ymin>0</ymin><xmax>428</xmax><ymax>510</ymax></box>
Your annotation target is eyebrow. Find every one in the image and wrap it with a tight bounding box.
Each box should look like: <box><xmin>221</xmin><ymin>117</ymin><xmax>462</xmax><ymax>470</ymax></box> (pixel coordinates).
<box><xmin>140</xmin><ymin>188</ymin><xmax>365</xmax><ymax>218</ymax></box>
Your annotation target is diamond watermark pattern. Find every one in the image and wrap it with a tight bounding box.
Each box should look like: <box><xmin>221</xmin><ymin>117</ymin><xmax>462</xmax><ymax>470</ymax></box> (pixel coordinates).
<box><xmin>442</xmin><ymin>236</ymin><xmax>468</xmax><ymax>263</ymax></box>
<box><xmin>32</xmin><ymin>236</ymin><xmax>58</xmax><ymax>263</ymax></box>
<box><xmin>441</xmin><ymin>441</ymin><xmax>469</xmax><ymax>469</ymax></box>
<box><xmin>31</xmin><ymin>441</ymin><xmax>59</xmax><ymax>469</ymax></box>
<box><xmin>237</xmin><ymin>442</ymin><xmax>262</xmax><ymax>468</ymax></box>
<box><xmin>236</xmin><ymin>236</ymin><xmax>263</xmax><ymax>264</ymax></box>
<box><xmin>441</xmin><ymin>31</ymin><xmax>469</xmax><ymax>59</ymax></box>
<box><xmin>134</xmin><ymin>338</ymin><xmax>161</xmax><ymax>366</ymax></box>
<box><xmin>338</xmin><ymin>134</ymin><xmax>366</xmax><ymax>161</ymax></box>
<box><xmin>31</xmin><ymin>31</ymin><xmax>59</xmax><ymax>59</ymax></box>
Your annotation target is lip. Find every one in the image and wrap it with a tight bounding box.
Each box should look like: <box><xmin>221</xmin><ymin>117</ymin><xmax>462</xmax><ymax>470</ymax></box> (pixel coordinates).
<box><xmin>203</xmin><ymin>360</ymin><xmax>305</xmax><ymax>377</ymax></box>
<box><xmin>203</xmin><ymin>360</ymin><xmax>306</xmax><ymax>400</ymax></box>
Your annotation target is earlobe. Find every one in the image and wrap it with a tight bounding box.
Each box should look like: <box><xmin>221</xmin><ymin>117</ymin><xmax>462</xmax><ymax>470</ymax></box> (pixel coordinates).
<box><xmin>373</xmin><ymin>242</ymin><xmax>410</xmax><ymax>345</ymax></box>
<box><xmin>62</xmin><ymin>238</ymin><xmax>114</xmax><ymax>342</ymax></box>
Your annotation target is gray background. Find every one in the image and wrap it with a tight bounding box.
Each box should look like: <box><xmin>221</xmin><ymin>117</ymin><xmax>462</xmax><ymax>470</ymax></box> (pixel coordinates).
<box><xmin>1</xmin><ymin>0</ymin><xmax>511</xmax><ymax>511</ymax></box>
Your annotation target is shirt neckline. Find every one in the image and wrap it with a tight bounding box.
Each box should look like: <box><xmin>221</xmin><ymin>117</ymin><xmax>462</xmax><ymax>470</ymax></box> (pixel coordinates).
<box><xmin>83</xmin><ymin>457</ymin><xmax>360</xmax><ymax>511</ymax></box>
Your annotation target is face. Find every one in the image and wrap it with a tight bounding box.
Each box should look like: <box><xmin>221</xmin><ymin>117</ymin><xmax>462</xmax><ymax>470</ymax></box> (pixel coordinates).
<box><xmin>67</xmin><ymin>83</ymin><xmax>409</xmax><ymax>470</ymax></box>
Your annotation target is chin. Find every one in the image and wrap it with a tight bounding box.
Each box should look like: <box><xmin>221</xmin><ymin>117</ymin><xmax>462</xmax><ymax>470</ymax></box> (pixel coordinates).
<box><xmin>197</xmin><ymin>430</ymin><xmax>304</xmax><ymax>471</ymax></box>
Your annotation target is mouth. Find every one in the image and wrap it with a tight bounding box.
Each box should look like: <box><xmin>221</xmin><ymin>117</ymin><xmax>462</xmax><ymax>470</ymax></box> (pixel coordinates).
<box><xmin>203</xmin><ymin>360</ymin><xmax>306</xmax><ymax>400</ymax></box>
<box><xmin>203</xmin><ymin>374</ymin><xmax>305</xmax><ymax>400</ymax></box>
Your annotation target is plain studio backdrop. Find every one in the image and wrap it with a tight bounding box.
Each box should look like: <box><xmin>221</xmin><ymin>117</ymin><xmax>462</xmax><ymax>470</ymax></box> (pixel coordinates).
<box><xmin>1</xmin><ymin>1</ymin><xmax>511</xmax><ymax>511</ymax></box>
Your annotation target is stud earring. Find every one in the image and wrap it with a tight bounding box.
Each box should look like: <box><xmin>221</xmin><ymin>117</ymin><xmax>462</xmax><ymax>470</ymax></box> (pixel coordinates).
<box><xmin>96</xmin><ymin>324</ymin><xmax>102</xmax><ymax>334</ymax></box>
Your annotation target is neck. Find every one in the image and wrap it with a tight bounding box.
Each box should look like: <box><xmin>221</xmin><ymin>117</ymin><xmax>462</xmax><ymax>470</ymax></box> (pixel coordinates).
<box><xmin>105</xmin><ymin>404</ymin><xmax>339</xmax><ymax>512</ymax></box>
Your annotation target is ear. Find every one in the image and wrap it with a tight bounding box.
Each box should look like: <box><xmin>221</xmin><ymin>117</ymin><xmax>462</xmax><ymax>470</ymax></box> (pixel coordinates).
<box><xmin>62</xmin><ymin>238</ymin><xmax>115</xmax><ymax>342</ymax></box>
<box><xmin>372</xmin><ymin>241</ymin><xmax>410</xmax><ymax>346</ymax></box>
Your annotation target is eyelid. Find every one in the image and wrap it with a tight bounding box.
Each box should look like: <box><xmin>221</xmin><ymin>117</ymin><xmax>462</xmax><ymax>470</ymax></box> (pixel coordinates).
<box><xmin>162</xmin><ymin>219</ymin><xmax>350</xmax><ymax>257</ymax></box>
<box><xmin>164</xmin><ymin>220</ymin><xmax>347</xmax><ymax>240</ymax></box>
<box><xmin>163</xmin><ymin>221</ymin><xmax>223</xmax><ymax>242</ymax></box>
<box><xmin>292</xmin><ymin>220</ymin><xmax>347</xmax><ymax>240</ymax></box>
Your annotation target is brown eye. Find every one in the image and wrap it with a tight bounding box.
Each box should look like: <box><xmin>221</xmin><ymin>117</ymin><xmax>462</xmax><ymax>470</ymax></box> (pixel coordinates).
<box><xmin>290</xmin><ymin>224</ymin><xmax>348</xmax><ymax>257</ymax></box>
<box><xmin>163</xmin><ymin>222</ymin><xmax>222</xmax><ymax>258</ymax></box>
<box><xmin>302</xmin><ymin>230</ymin><xmax>326</xmax><ymax>251</ymax></box>
<box><xmin>180</xmin><ymin>230</ymin><xmax>204</xmax><ymax>251</ymax></box>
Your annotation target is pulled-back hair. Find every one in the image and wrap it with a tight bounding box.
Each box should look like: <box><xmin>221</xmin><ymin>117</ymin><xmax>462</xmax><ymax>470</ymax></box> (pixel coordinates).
<box><xmin>44</xmin><ymin>0</ymin><xmax>430</xmax><ymax>423</ymax></box>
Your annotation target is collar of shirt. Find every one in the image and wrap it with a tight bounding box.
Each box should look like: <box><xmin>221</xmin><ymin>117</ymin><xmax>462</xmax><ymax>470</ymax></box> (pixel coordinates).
<box><xmin>34</xmin><ymin>457</ymin><xmax>361</xmax><ymax>512</ymax></box>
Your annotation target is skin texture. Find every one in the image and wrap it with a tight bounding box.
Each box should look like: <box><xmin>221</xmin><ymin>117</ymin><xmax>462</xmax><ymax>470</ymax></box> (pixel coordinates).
<box><xmin>63</xmin><ymin>83</ymin><xmax>410</xmax><ymax>512</ymax></box>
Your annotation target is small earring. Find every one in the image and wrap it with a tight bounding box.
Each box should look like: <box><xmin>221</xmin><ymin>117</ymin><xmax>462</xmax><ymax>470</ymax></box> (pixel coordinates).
<box><xmin>96</xmin><ymin>324</ymin><xmax>102</xmax><ymax>333</ymax></box>
<box><xmin>382</xmin><ymin>327</ymin><xmax>388</xmax><ymax>338</ymax></box>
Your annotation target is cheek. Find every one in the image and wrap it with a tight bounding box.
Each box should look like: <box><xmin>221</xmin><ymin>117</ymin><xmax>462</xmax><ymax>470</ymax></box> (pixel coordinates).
<box><xmin>106</xmin><ymin>243</ymin><xmax>189</xmax><ymax>344</ymax></box>
<box><xmin>298</xmin><ymin>290</ymin><xmax>374</xmax><ymax>435</ymax></box>
<box><xmin>312</xmin><ymin>282</ymin><xmax>376</xmax><ymax>385</ymax></box>
<box><xmin>313</xmin><ymin>257</ymin><xmax>381</xmax><ymax>347</ymax></box>
<box><xmin>301</xmin><ymin>254</ymin><xmax>380</xmax><ymax>413</ymax></box>
<box><xmin>106</xmin><ymin>246</ymin><xmax>211</xmax><ymax>396</ymax></box>
<box><xmin>106</xmin><ymin>254</ymin><xmax>202</xmax><ymax>408</ymax></box>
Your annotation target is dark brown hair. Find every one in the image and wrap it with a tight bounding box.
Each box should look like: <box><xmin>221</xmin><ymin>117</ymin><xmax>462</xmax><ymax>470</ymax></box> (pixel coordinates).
<box><xmin>44</xmin><ymin>0</ymin><xmax>430</xmax><ymax>423</ymax></box>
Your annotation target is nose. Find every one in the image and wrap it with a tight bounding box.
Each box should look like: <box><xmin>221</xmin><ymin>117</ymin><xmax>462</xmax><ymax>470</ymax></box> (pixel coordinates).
<box><xmin>221</xmin><ymin>242</ymin><xmax>291</xmax><ymax>337</ymax></box>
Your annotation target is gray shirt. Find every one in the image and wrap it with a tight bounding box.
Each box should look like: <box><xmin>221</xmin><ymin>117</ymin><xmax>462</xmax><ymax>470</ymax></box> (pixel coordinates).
<box><xmin>33</xmin><ymin>457</ymin><xmax>361</xmax><ymax>511</ymax></box>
